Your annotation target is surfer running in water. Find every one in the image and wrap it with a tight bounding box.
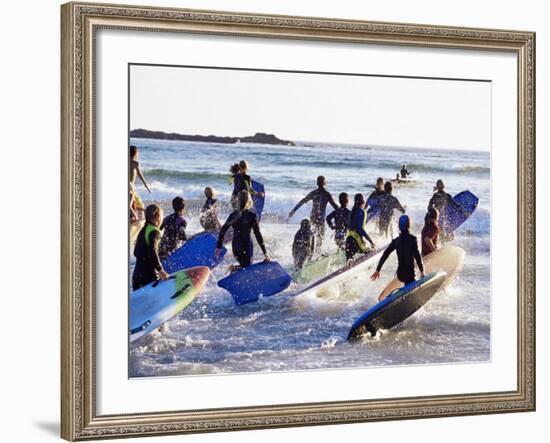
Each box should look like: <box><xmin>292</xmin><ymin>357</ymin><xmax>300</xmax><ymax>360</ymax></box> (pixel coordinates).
<box><xmin>129</xmin><ymin>145</ymin><xmax>151</xmax><ymax>220</ymax></box>
<box><xmin>326</xmin><ymin>192</ymin><xmax>351</xmax><ymax>250</ymax></box>
<box><xmin>132</xmin><ymin>204</ymin><xmax>170</xmax><ymax>290</ymax></box>
<box><xmin>345</xmin><ymin>193</ymin><xmax>376</xmax><ymax>261</ymax></box>
<box><xmin>199</xmin><ymin>186</ymin><xmax>221</xmax><ymax>232</ymax></box>
<box><xmin>377</xmin><ymin>181</ymin><xmax>406</xmax><ymax>238</ymax></box>
<box><xmin>288</xmin><ymin>175</ymin><xmax>338</xmax><ymax>251</ymax></box>
<box><xmin>427</xmin><ymin>179</ymin><xmax>463</xmax><ymax>241</ymax></box>
<box><xmin>371</xmin><ymin>214</ymin><xmax>425</xmax><ymax>286</ymax></box>
<box><xmin>158</xmin><ymin>196</ymin><xmax>187</xmax><ymax>260</ymax></box>
<box><xmin>292</xmin><ymin>219</ymin><xmax>315</xmax><ymax>270</ymax></box>
<box><xmin>216</xmin><ymin>190</ymin><xmax>270</xmax><ymax>271</ymax></box>
<box><xmin>421</xmin><ymin>207</ymin><xmax>440</xmax><ymax>257</ymax></box>
<box><xmin>366</xmin><ymin>177</ymin><xmax>385</xmax><ymax>218</ymax></box>
<box><xmin>229</xmin><ymin>160</ymin><xmax>264</xmax><ymax>209</ymax></box>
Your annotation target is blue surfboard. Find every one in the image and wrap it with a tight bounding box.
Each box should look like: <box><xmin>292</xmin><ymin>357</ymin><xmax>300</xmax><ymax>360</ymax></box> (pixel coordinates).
<box><xmin>366</xmin><ymin>196</ymin><xmax>380</xmax><ymax>223</ymax></box>
<box><xmin>442</xmin><ymin>190</ymin><xmax>479</xmax><ymax>234</ymax></box>
<box><xmin>218</xmin><ymin>261</ymin><xmax>291</xmax><ymax>305</ymax></box>
<box><xmin>347</xmin><ymin>272</ymin><xmax>447</xmax><ymax>339</ymax></box>
<box><xmin>251</xmin><ymin>180</ymin><xmax>265</xmax><ymax>220</ymax></box>
<box><xmin>162</xmin><ymin>232</ymin><xmax>227</xmax><ymax>274</ymax></box>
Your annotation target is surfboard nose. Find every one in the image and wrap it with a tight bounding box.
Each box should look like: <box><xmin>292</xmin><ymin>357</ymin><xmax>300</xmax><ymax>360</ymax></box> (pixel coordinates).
<box><xmin>185</xmin><ymin>266</ymin><xmax>210</xmax><ymax>289</ymax></box>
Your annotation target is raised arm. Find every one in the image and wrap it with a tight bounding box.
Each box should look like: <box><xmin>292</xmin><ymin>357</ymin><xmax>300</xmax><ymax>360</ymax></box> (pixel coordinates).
<box><xmin>289</xmin><ymin>191</ymin><xmax>314</xmax><ymax>217</ymax></box>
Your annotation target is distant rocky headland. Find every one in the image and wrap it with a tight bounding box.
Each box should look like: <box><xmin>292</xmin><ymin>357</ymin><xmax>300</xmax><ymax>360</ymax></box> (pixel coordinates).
<box><xmin>130</xmin><ymin>129</ymin><xmax>295</xmax><ymax>146</ymax></box>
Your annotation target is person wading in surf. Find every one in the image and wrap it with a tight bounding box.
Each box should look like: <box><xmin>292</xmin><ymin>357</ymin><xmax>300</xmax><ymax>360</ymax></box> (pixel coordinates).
<box><xmin>345</xmin><ymin>193</ymin><xmax>376</xmax><ymax>262</ymax></box>
<box><xmin>216</xmin><ymin>190</ymin><xmax>270</xmax><ymax>271</ymax></box>
<box><xmin>378</xmin><ymin>181</ymin><xmax>406</xmax><ymax>238</ymax></box>
<box><xmin>132</xmin><ymin>203</ymin><xmax>170</xmax><ymax>290</ymax></box>
<box><xmin>371</xmin><ymin>214</ymin><xmax>425</xmax><ymax>287</ymax></box>
<box><xmin>427</xmin><ymin>179</ymin><xmax>463</xmax><ymax>241</ymax></box>
<box><xmin>288</xmin><ymin>175</ymin><xmax>338</xmax><ymax>251</ymax></box>
<box><xmin>292</xmin><ymin>219</ymin><xmax>315</xmax><ymax>270</ymax></box>
<box><xmin>421</xmin><ymin>207</ymin><xmax>440</xmax><ymax>257</ymax></box>
<box><xmin>229</xmin><ymin>160</ymin><xmax>264</xmax><ymax>209</ymax></box>
<box><xmin>326</xmin><ymin>192</ymin><xmax>351</xmax><ymax>251</ymax></box>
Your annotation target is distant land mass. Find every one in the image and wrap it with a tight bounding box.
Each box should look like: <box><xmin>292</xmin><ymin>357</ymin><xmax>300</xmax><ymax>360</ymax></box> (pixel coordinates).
<box><xmin>130</xmin><ymin>129</ymin><xmax>295</xmax><ymax>146</ymax></box>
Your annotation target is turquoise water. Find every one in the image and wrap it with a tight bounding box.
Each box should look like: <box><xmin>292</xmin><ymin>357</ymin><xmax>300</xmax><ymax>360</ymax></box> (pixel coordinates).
<box><xmin>129</xmin><ymin>138</ymin><xmax>490</xmax><ymax>377</ymax></box>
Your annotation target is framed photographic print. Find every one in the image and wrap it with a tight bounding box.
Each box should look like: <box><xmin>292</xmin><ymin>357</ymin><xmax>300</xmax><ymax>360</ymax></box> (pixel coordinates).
<box><xmin>61</xmin><ymin>1</ymin><xmax>536</xmax><ymax>440</ymax></box>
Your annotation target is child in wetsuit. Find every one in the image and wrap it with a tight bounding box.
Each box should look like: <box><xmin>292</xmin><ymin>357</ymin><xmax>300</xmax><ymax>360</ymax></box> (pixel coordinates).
<box><xmin>132</xmin><ymin>204</ymin><xmax>170</xmax><ymax>290</ymax></box>
<box><xmin>288</xmin><ymin>175</ymin><xmax>338</xmax><ymax>252</ymax></box>
<box><xmin>371</xmin><ymin>214</ymin><xmax>425</xmax><ymax>287</ymax></box>
<box><xmin>326</xmin><ymin>192</ymin><xmax>350</xmax><ymax>250</ymax></box>
<box><xmin>421</xmin><ymin>207</ymin><xmax>440</xmax><ymax>256</ymax></box>
<box><xmin>377</xmin><ymin>181</ymin><xmax>405</xmax><ymax>238</ymax></box>
<box><xmin>230</xmin><ymin>160</ymin><xmax>264</xmax><ymax>209</ymax></box>
<box><xmin>216</xmin><ymin>190</ymin><xmax>270</xmax><ymax>270</ymax></box>
<box><xmin>427</xmin><ymin>179</ymin><xmax>463</xmax><ymax>241</ymax></box>
<box><xmin>199</xmin><ymin>186</ymin><xmax>221</xmax><ymax>232</ymax></box>
<box><xmin>158</xmin><ymin>196</ymin><xmax>187</xmax><ymax>260</ymax></box>
<box><xmin>292</xmin><ymin>219</ymin><xmax>315</xmax><ymax>270</ymax></box>
<box><xmin>345</xmin><ymin>193</ymin><xmax>376</xmax><ymax>261</ymax></box>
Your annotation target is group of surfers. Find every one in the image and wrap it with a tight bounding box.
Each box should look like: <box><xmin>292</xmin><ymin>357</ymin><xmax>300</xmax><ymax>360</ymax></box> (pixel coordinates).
<box><xmin>129</xmin><ymin>145</ymin><xmax>465</xmax><ymax>295</ymax></box>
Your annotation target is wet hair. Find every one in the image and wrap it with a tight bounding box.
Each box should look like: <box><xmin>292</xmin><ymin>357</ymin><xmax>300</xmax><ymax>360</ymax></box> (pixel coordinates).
<box><xmin>384</xmin><ymin>181</ymin><xmax>393</xmax><ymax>193</ymax></box>
<box><xmin>376</xmin><ymin>177</ymin><xmax>384</xmax><ymax>187</ymax></box>
<box><xmin>317</xmin><ymin>175</ymin><xmax>326</xmax><ymax>187</ymax></box>
<box><xmin>399</xmin><ymin>214</ymin><xmax>410</xmax><ymax>232</ymax></box>
<box><xmin>230</xmin><ymin>163</ymin><xmax>240</xmax><ymax>174</ymax></box>
<box><xmin>130</xmin><ymin>145</ymin><xmax>138</xmax><ymax>159</ymax></box>
<box><xmin>435</xmin><ymin>179</ymin><xmax>445</xmax><ymax>190</ymax></box>
<box><xmin>145</xmin><ymin>203</ymin><xmax>162</xmax><ymax>224</ymax></box>
<box><xmin>353</xmin><ymin>193</ymin><xmax>365</xmax><ymax>207</ymax></box>
<box><xmin>239</xmin><ymin>160</ymin><xmax>249</xmax><ymax>172</ymax></box>
<box><xmin>204</xmin><ymin>186</ymin><xmax>216</xmax><ymax>199</ymax></box>
<box><xmin>338</xmin><ymin>192</ymin><xmax>349</xmax><ymax>206</ymax></box>
<box><xmin>236</xmin><ymin>190</ymin><xmax>253</xmax><ymax>212</ymax></box>
<box><xmin>425</xmin><ymin>207</ymin><xmax>439</xmax><ymax>224</ymax></box>
<box><xmin>300</xmin><ymin>219</ymin><xmax>312</xmax><ymax>230</ymax></box>
<box><xmin>172</xmin><ymin>196</ymin><xmax>185</xmax><ymax>212</ymax></box>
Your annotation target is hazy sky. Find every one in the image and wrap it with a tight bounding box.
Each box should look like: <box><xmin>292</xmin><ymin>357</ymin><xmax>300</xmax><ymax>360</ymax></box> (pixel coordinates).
<box><xmin>130</xmin><ymin>64</ymin><xmax>491</xmax><ymax>151</ymax></box>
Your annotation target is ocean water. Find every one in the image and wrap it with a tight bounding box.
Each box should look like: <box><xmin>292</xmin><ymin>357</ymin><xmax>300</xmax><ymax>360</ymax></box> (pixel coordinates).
<box><xmin>129</xmin><ymin>138</ymin><xmax>491</xmax><ymax>377</ymax></box>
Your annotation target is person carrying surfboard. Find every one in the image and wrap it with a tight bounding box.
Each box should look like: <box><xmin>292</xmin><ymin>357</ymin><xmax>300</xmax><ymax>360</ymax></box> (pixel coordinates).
<box><xmin>371</xmin><ymin>214</ymin><xmax>425</xmax><ymax>286</ymax></box>
<box><xmin>427</xmin><ymin>179</ymin><xmax>463</xmax><ymax>241</ymax></box>
<box><xmin>292</xmin><ymin>219</ymin><xmax>315</xmax><ymax>270</ymax></box>
<box><xmin>288</xmin><ymin>175</ymin><xmax>338</xmax><ymax>251</ymax></box>
<box><xmin>132</xmin><ymin>204</ymin><xmax>170</xmax><ymax>290</ymax></box>
<box><xmin>158</xmin><ymin>196</ymin><xmax>188</xmax><ymax>260</ymax></box>
<box><xmin>377</xmin><ymin>181</ymin><xmax>406</xmax><ymax>238</ymax></box>
<box><xmin>215</xmin><ymin>190</ymin><xmax>270</xmax><ymax>270</ymax></box>
<box><xmin>326</xmin><ymin>192</ymin><xmax>351</xmax><ymax>250</ymax></box>
<box><xmin>345</xmin><ymin>193</ymin><xmax>376</xmax><ymax>261</ymax></box>
<box><xmin>421</xmin><ymin>207</ymin><xmax>440</xmax><ymax>256</ymax></box>
<box><xmin>229</xmin><ymin>160</ymin><xmax>265</xmax><ymax>209</ymax></box>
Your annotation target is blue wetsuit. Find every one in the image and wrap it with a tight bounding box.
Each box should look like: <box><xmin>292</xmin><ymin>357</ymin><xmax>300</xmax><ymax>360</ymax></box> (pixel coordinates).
<box><xmin>345</xmin><ymin>206</ymin><xmax>374</xmax><ymax>260</ymax></box>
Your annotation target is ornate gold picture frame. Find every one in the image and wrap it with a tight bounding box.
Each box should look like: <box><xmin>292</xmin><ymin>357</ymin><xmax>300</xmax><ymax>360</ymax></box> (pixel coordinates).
<box><xmin>61</xmin><ymin>2</ymin><xmax>535</xmax><ymax>440</ymax></box>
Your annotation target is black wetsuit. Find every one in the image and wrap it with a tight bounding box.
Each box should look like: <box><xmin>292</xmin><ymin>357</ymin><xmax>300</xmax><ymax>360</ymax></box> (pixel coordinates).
<box><xmin>292</xmin><ymin>227</ymin><xmax>315</xmax><ymax>269</ymax></box>
<box><xmin>291</xmin><ymin>187</ymin><xmax>338</xmax><ymax>249</ymax></box>
<box><xmin>428</xmin><ymin>190</ymin><xmax>462</xmax><ymax>237</ymax></box>
<box><xmin>400</xmin><ymin>168</ymin><xmax>410</xmax><ymax>178</ymax></box>
<box><xmin>378</xmin><ymin>193</ymin><xmax>405</xmax><ymax>236</ymax></box>
<box><xmin>375</xmin><ymin>231</ymin><xmax>424</xmax><ymax>285</ymax></box>
<box><xmin>345</xmin><ymin>206</ymin><xmax>374</xmax><ymax>260</ymax></box>
<box><xmin>217</xmin><ymin>209</ymin><xmax>266</xmax><ymax>268</ymax></box>
<box><xmin>158</xmin><ymin>213</ymin><xmax>187</xmax><ymax>260</ymax></box>
<box><xmin>326</xmin><ymin>206</ymin><xmax>350</xmax><ymax>249</ymax></box>
<box><xmin>200</xmin><ymin>198</ymin><xmax>221</xmax><ymax>232</ymax></box>
<box><xmin>132</xmin><ymin>223</ymin><xmax>164</xmax><ymax>290</ymax></box>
